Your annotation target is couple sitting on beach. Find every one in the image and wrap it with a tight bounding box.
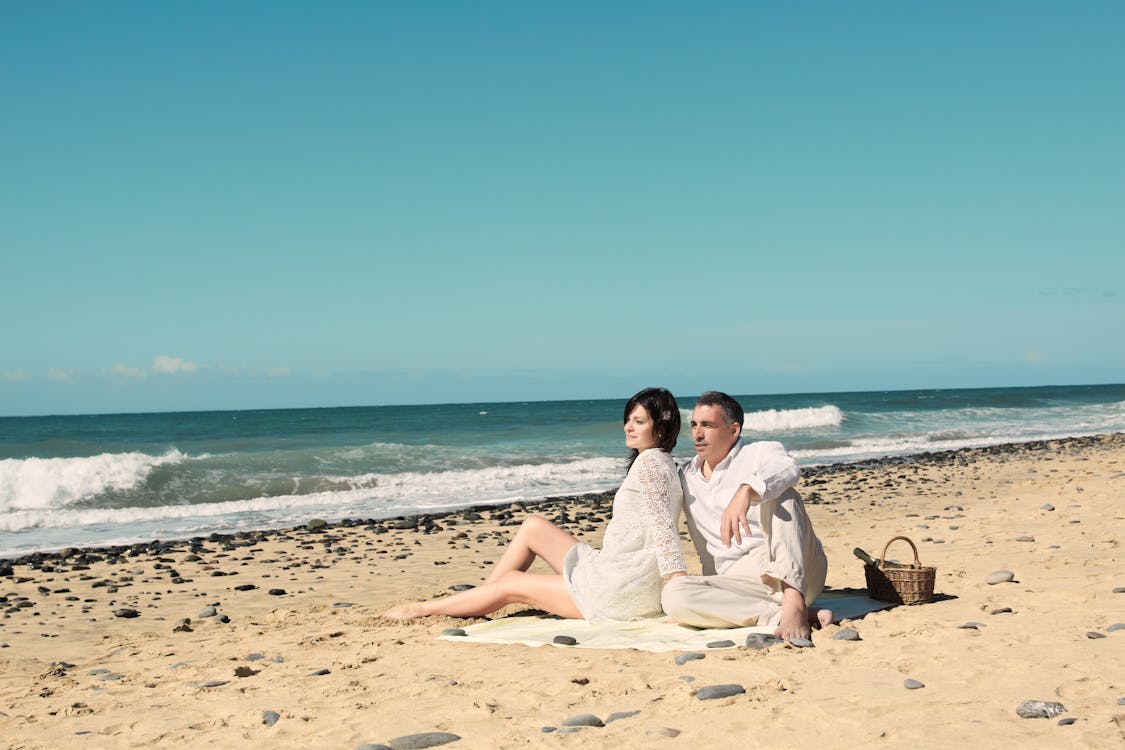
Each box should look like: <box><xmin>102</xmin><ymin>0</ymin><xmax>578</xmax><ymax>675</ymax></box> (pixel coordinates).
<box><xmin>384</xmin><ymin>388</ymin><xmax>831</xmax><ymax>639</ymax></box>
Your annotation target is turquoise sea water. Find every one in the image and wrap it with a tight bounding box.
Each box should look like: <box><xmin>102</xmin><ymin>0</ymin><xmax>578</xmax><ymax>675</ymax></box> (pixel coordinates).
<box><xmin>2</xmin><ymin>384</ymin><xmax>1123</xmax><ymax>557</ymax></box>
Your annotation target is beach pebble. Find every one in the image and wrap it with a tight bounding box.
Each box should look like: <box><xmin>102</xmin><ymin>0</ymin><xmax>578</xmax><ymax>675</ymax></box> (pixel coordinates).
<box><xmin>1114</xmin><ymin>587</ymin><xmax>1125</xmax><ymax>594</ymax></box>
<box><xmin>262</xmin><ymin>710</ymin><xmax>280</xmax><ymax>726</ymax></box>
<box><xmin>833</xmin><ymin>627</ymin><xmax>861</xmax><ymax>641</ymax></box>
<box><xmin>246</xmin><ymin>653</ymin><xmax>265</xmax><ymax>661</ymax></box>
<box><xmin>1016</xmin><ymin>535</ymin><xmax>1035</xmax><ymax>542</ymax></box>
<box><xmin>986</xmin><ymin>570</ymin><xmax>1015</xmax><ymax>585</ymax></box>
<box><xmin>307</xmin><ymin>519</ymin><xmax>327</xmax><ymax>531</ymax></box>
<box><xmin>1017</xmin><ymin>700</ymin><xmax>1066</xmax><ymax>718</ymax></box>
<box><xmin>332</xmin><ymin>602</ymin><xmax>354</xmax><ymax>608</ymax></box>
<box><xmin>787</xmin><ymin>637</ymin><xmax>814</xmax><ymax>648</ymax></box>
<box><xmin>675</xmin><ymin>652</ymin><xmax>704</xmax><ymax>665</ymax></box>
<box><xmin>357</xmin><ymin>745</ymin><xmax>393</xmax><ymax>750</ymax></box>
<box><xmin>540</xmin><ymin>727</ymin><xmax>556</xmax><ymax>734</ymax></box>
<box><xmin>441</xmin><ymin>628</ymin><xmax>466</xmax><ymax>637</ymax></box>
<box><xmin>1058</xmin><ymin>717</ymin><xmax>1077</xmax><ymax>726</ymax></box>
<box><xmin>959</xmin><ymin>622</ymin><xmax>986</xmax><ymax>630</ymax></box>
<box><xmin>696</xmin><ymin>684</ymin><xmax>746</xmax><ymax>700</ymax></box>
<box><xmin>387</xmin><ymin>732</ymin><xmax>461</xmax><ymax>749</ymax></box>
<box><xmin>188</xmin><ymin>680</ymin><xmax>230</xmax><ymax>689</ymax></box>
<box><xmin>1087</xmin><ymin>631</ymin><xmax>1106</xmax><ymax>639</ymax></box>
<box><xmin>1107</xmin><ymin>623</ymin><xmax>1124</xmax><ymax>632</ymax></box>
<box><xmin>744</xmin><ymin>633</ymin><xmax>783</xmax><ymax>650</ymax></box>
<box><xmin>562</xmin><ymin>713</ymin><xmax>603</xmax><ymax>727</ymax></box>
<box><xmin>1041</xmin><ymin>504</ymin><xmax>1055</xmax><ymax>511</ymax></box>
<box><xmin>198</xmin><ymin>606</ymin><xmax>217</xmax><ymax>618</ymax></box>
<box><xmin>552</xmin><ymin>635</ymin><xmax>577</xmax><ymax>646</ymax></box>
<box><xmin>217</xmin><ymin>614</ymin><xmax>230</xmax><ymax>623</ymax></box>
<box><xmin>97</xmin><ymin>673</ymin><xmax>125</xmax><ymax>681</ymax></box>
<box><xmin>448</xmin><ymin>584</ymin><xmax>474</xmax><ymax>592</ymax></box>
<box><xmin>268</xmin><ymin>589</ymin><xmax>286</xmax><ymax>596</ymax></box>
<box><xmin>990</xmin><ymin>607</ymin><xmax>1013</xmax><ymax>615</ymax></box>
<box><xmin>234</xmin><ymin>584</ymin><xmax>257</xmax><ymax>591</ymax></box>
<box><xmin>605</xmin><ymin>710</ymin><xmax>640</xmax><ymax>723</ymax></box>
<box><xmin>706</xmin><ymin>639</ymin><xmax>735</xmax><ymax>649</ymax></box>
<box><xmin>113</xmin><ymin>608</ymin><xmax>139</xmax><ymax>618</ymax></box>
<box><xmin>679</xmin><ymin>675</ymin><xmax>695</xmax><ymax>683</ymax></box>
<box><xmin>234</xmin><ymin>666</ymin><xmax>259</xmax><ymax>678</ymax></box>
<box><xmin>904</xmin><ymin>679</ymin><xmax>925</xmax><ymax>690</ymax></box>
<box><xmin>308</xmin><ymin>668</ymin><xmax>331</xmax><ymax>676</ymax></box>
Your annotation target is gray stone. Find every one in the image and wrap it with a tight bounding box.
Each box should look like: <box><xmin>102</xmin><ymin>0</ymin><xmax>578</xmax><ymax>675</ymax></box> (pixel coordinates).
<box><xmin>679</xmin><ymin>675</ymin><xmax>695</xmax><ymax>683</ymax></box>
<box><xmin>448</xmin><ymin>584</ymin><xmax>474</xmax><ymax>591</ymax></box>
<box><xmin>959</xmin><ymin>622</ymin><xmax>986</xmax><ymax>630</ymax></box>
<box><xmin>1114</xmin><ymin>587</ymin><xmax>1125</xmax><ymax>594</ymax></box>
<box><xmin>1016</xmin><ymin>700</ymin><xmax>1067</xmax><ymax>718</ymax></box>
<box><xmin>307</xmin><ymin>519</ymin><xmax>327</xmax><ymax>531</ymax></box>
<box><xmin>744</xmin><ymin>633</ymin><xmax>783</xmax><ymax>650</ymax></box>
<box><xmin>787</xmin><ymin>637</ymin><xmax>814</xmax><ymax>648</ymax></box>
<box><xmin>1058</xmin><ymin>717</ymin><xmax>1077</xmax><ymax>726</ymax></box>
<box><xmin>833</xmin><ymin>627</ymin><xmax>861</xmax><ymax>641</ymax></box>
<box><xmin>187</xmin><ymin>680</ymin><xmax>230</xmax><ymax>688</ymax></box>
<box><xmin>562</xmin><ymin>713</ymin><xmax>603</xmax><ymax>727</ymax></box>
<box><xmin>217</xmin><ymin>614</ymin><xmax>230</xmax><ymax>623</ymax></box>
<box><xmin>357</xmin><ymin>745</ymin><xmax>393</xmax><ymax>750</ymax></box>
<box><xmin>387</xmin><ymin>732</ymin><xmax>461</xmax><ymax>749</ymax></box>
<box><xmin>1117</xmin><ymin>697</ymin><xmax>1125</xmax><ymax>706</ymax></box>
<box><xmin>540</xmin><ymin>727</ymin><xmax>556</xmax><ymax>734</ymax></box>
<box><xmin>332</xmin><ymin>602</ymin><xmax>354</xmax><ymax>608</ymax></box>
<box><xmin>904</xmin><ymin>679</ymin><xmax>925</xmax><ymax>689</ymax></box>
<box><xmin>696</xmin><ymin>684</ymin><xmax>745</xmax><ymax>700</ymax></box>
<box><xmin>990</xmin><ymin>607</ymin><xmax>1013</xmax><ymax>615</ymax></box>
<box><xmin>97</xmin><ymin>673</ymin><xmax>124</xmax><ymax>681</ymax></box>
<box><xmin>198</xmin><ymin>606</ymin><xmax>218</xmax><ymax>618</ymax></box>
<box><xmin>441</xmin><ymin>628</ymin><xmax>466</xmax><ymax>637</ymax></box>
<box><xmin>262</xmin><ymin>710</ymin><xmax>280</xmax><ymax>726</ymax></box>
<box><xmin>706</xmin><ymin>639</ymin><xmax>736</xmax><ymax>649</ymax></box>
<box><xmin>246</xmin><ymin>653</ymin><xmax>266</xmax><ymax>661</ymax></box>
<box><xmin>113</xmin><ymin>608</ymin><xmax>139</xmax><ymax>618</ymax></box>
<box><xmin>552</xmin><ymin>635</ymin><xmax>577</xmax><ymax>646</ymax></box>
<box><xmin>986</xmin><ymin>570</ymin><xmax>1015</xmax><ymax>585</ymax></box>
<box><xmin>605</xmin><ymin>710</ymin><xmax>640</xmax><ymax>723</ymax></box>
<box><xmin>1086</xmin><ymin>631</ymin><xmax>1106</xmax><ymax>639</ymax></box>
<box><xmin>1041</xmin><ymin>504</ymin><xmax>1055</xmax><ymax>511</ymax></box>
<box><xmin>308</xmin><ymin>668</ymin><xmax>331</xmax><ymax>676</ymax></box>
<box><xmin>268</xmin><ymin>588</ymin><xmax>286</xmax><ymax>596</ymax></box>
<box><xmin>1016</xmin><ymin>535</ymin><xmax>1035</xmax><ymax>542</ymax></box>
<box><xmin>1107</xmin><ymin>623</ymin><xmax>1125</xmax><ymax>632</ymax></box>
<box><xmin>675</xmin><ymin>652</ymin><xmax>705</xmax><ymax>665</ymax></box>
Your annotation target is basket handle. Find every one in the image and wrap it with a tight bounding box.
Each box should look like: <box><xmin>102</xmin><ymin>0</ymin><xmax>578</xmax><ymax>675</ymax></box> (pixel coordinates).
<box><xmin>878</xmin><ymin>536</ymin><xmax>922</xmax><ymax>568</ymax></box>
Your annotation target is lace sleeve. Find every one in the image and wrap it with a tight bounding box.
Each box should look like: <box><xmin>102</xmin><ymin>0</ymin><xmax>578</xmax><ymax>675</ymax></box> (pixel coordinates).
<box><xmin>634</xmin><ymin>450</ymin><xmax>686</xmax><ymax>576</ymax></box>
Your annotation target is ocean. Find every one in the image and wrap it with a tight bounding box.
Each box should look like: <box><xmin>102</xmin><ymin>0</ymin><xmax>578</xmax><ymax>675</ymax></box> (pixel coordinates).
<box><xmin>2</xmin><ymin>384</ymin><xmax>1123</xmax><ymax>558</ymax></box>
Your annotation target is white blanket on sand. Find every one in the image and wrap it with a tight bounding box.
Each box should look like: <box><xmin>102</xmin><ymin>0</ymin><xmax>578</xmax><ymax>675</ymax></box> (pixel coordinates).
<box><xmin>438</xmin><ymin>592</ymin><xmax>892</xmax><ymax>652</ymax></box>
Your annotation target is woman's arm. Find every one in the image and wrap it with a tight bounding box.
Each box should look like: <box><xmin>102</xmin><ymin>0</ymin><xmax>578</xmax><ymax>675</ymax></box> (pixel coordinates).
<box><xmin>635</xmin><ymin>451</ymin><xmax>687</xmax><ymax>577</ymax></box>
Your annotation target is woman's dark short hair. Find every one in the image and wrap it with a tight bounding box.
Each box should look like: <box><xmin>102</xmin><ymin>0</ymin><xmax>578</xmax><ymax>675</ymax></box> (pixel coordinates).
<box><xmin>624</xmin><ymin>387</ymin><xmax>681</xmax><ymax>468</ymax></box>
<box><xmin>694</xmin><ymin>390</ymin><xmax>744</xmax><ymax>428</ymax></box>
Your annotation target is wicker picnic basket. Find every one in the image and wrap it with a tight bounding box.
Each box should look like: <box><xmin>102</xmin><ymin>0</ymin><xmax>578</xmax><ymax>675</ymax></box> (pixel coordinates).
<box><xmin>864</xmin><ymin>536</ymin><xmax>936</xmax><ymax>605</ymax></box>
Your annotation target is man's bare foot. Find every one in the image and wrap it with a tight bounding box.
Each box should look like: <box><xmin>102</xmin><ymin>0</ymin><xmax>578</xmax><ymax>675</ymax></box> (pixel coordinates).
<box><xmin>381</xmin><ymin>602</ymin><xmax>429</xmax><ymax>620</ymax></box>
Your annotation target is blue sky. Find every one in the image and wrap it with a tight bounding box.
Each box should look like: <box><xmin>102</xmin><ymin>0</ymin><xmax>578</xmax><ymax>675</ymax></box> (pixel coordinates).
<box><xmin>2</xmin><ymin>2</ymin><xmax>1123</xmax><ymax>416</ymax></box>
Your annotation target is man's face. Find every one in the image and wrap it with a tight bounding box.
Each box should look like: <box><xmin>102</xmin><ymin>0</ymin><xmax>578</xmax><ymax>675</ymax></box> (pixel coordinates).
<box><xmin>690</xmin><ymin>403</ymin><xmax>741</xmax><ymax>468</ymax></box>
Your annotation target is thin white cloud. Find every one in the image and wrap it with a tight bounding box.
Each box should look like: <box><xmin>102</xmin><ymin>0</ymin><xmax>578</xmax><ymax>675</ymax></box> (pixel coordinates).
<box><xmin>111</xmin><ymin>363</ymin><xmax>147</xmax><ymax>379</ymax></box>
<box><xmin>47</xmin><ymin>367</ymin><xmax>77</xmax><ymax>384</ymax></box>
<box><xmin>152</xmin><ymin>355</ymin><xmax>200</xmax><ymax>375</ymax></box>
<box><xmin>2</xmin><ymin>370</ymin><xmax>31</xmax><ymax>383</ymax></box>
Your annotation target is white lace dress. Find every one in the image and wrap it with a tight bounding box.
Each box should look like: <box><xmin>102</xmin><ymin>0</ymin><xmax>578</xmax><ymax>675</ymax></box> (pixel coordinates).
<box><xmin>562</xmin><ymin>448</ymin><xmax>686</xmax><ymax>621</ymax></box>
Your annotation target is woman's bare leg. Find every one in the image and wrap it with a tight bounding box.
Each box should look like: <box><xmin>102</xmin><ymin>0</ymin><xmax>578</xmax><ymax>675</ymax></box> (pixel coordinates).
<box><xmin>483</xmin><ymin>515</ymin><xmax>579</xmax><ymax>582</ymax></box>
<box><xmin>382</xmin><ymin>570</ymin><xmax>582</xmax><ymax>620</ymax></box>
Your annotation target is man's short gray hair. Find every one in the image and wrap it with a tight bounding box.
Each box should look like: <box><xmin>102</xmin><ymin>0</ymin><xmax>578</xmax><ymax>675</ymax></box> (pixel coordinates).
<box><xmin>695</xmin><ymin>391</ymin><xmax>744</xmax><ymax>427</ymax></box>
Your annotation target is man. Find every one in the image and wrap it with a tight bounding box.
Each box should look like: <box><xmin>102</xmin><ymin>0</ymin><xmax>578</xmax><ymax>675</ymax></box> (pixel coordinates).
<box><xmin>661</xmin><ymin>391</ymin><xmax>829</xmax><ymax>639</ymax></box>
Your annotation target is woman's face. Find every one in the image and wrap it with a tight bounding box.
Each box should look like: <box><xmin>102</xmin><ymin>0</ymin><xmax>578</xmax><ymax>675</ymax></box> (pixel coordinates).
<box><xmin>624</xmin><ymin>404</ymin><xmax>659</xmax><ymax>452</ymax></box>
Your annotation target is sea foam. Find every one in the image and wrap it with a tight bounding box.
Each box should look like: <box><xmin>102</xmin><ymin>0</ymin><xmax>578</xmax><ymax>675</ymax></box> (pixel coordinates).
<box><xmin>743</xmin><ymin>405</ymin><xmax>844</xmax><ymax>432</ymax></box>
<box><xmin>0</xmin><ymin>450</ymin><xmax>186</xmax><ymax>512</ymax></box>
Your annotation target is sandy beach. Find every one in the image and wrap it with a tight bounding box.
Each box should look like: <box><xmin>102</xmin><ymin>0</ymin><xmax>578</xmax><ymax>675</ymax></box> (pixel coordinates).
<box><xmin>2</xmin><ymin>434</ymin><xmax>1123</xmax><ymax>749</ymax></box>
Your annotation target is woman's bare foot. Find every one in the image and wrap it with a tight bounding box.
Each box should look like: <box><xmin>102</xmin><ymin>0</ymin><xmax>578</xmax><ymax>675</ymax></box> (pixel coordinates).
<box><xmin>381</xmin><ymin>602</ymin><xmax>429</xmax><ymax>620</ymax></box>
<box><xmin>810</xmin><ymin>607</ymin><xmax>834</xmax><ymax>629</ymax></box>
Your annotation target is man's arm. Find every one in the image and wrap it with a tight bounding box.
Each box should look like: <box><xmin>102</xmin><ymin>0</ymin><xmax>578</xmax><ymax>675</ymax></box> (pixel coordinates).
<box><xmin>718</xmin><ymin>441</ymin><xmax>799</xmax><ymax>546</ymax></box>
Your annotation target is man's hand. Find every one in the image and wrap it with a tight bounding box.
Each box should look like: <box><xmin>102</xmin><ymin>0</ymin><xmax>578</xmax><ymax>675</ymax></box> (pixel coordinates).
<box><xmin>775</xmin><ymin>584</ymin><xmax>811</xmax><ymax>640</ymax></box>
<box><xmin>720</xmin><ymin>484</ymin><xmax>756</xmax><ymax>547</ymax></box>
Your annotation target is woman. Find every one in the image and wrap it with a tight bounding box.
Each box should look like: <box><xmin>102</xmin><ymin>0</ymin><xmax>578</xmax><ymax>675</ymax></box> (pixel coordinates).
<box><xmin>382</xmin><ymin>387</ymin><xmax>687</xmax><ymax>621</ymax></box>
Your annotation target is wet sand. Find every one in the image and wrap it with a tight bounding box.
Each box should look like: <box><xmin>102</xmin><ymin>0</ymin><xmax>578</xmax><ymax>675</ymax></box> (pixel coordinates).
<box><xmin>2</xmin><ymin>434</ymin><xmax>1123</xmax><ymax>748</ymax></box>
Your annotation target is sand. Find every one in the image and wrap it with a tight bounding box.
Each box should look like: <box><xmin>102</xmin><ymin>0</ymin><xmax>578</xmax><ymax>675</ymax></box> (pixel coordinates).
<box><xmin>1</xmin><ymin>434</ymin><xmax>1123</xmax><ymax>749</ymax></box>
